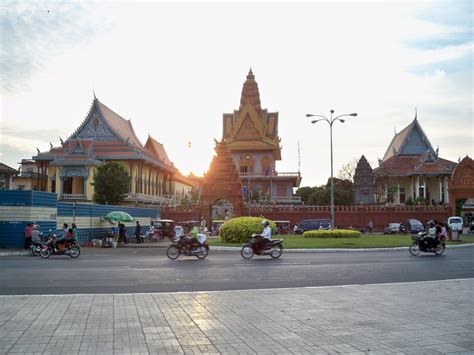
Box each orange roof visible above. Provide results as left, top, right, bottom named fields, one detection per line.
left=144, top=136, right=172, bottom=166
left=374, top=155, right=456, bottom=176
left=96, top=100, right=143, bottom=148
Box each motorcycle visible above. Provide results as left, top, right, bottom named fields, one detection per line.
left=40, top=235, right=81, bottom=258
left=30, top=232, right=50, bottom=256
left=166, top=234, right=209, bottom=259
left=241, top=234, right=283, bottom=259
left=409, top=231, right=445, bottom=256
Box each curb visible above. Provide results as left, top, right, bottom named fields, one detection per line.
left=1, top=243, right=472, bottom=256
left=210, top=243, right=474, bottom=253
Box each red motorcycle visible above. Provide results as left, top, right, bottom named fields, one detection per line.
left=40, top=235, right=81, bottom=258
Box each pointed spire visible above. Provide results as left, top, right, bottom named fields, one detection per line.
left=93, top=89, right=97, bottom=100
left=247, top=68, right=254, bottom=79
left=240, top=68, right=261, bottom=113
left=414, top=107, right=417, bottom=120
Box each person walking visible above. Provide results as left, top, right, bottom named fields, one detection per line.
left=135, top=221, right=142, bottom=244
left=24, top=223, right=33, bottom=250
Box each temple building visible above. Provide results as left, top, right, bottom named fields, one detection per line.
left=31, top=96, right=194, bottom=204
left=218, top=69, right=301, bottom=204
left=373, top=115, right=457, bottom=205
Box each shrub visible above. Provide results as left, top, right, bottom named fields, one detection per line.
left=219, top=216, right=276, bottom=243
left=303, top=229, right=361, bottom=238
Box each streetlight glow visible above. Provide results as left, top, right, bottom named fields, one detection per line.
left=306, top=109, right=357, bottom=229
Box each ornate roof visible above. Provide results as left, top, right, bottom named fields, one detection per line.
left=32, top=96, right=177, bottom=172
left=374, top=155, right=456, bottom=177
left=376, top=113, right=456, bottom=177
left=222, top=69, right=281, bottom=159
left=382, top=115, right=436, bottom=162
left=144, top=136, right=172, bottom=166
left=240, top=69, right=262, bottom=114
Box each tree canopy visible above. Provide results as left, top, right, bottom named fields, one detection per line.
left=92, top=162, right=130, bottom=205
left=296, top=178, right=354, bottom=206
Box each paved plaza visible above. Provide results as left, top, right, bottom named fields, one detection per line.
left=0, top=279, right=473, bottom=354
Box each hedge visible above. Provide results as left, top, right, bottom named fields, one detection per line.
left=219, top=217, right=276, bottom=243
left=303, top=229, right=361, bottom=238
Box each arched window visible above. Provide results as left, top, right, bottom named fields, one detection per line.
left=239, top=155, right=255, bottom=173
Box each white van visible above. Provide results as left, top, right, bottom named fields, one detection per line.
left=448, top=216, right=463, bottom=233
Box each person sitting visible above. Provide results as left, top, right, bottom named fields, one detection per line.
left=427, top=221, right=437, bottom=249
left=258, top=220, right=272, bottom=252
left=54, top=223, right=69, bottom=250
left=67, top=223, right=78, bottom=247
left=182, top=224, right=199, bottom=253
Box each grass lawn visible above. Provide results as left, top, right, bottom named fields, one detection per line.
left=207, top=234, right=474, bottom=249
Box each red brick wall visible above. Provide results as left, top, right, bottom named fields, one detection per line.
left=162, top=205, right=451, bottom=231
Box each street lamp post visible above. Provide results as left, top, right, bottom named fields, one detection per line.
left=306, top=110, right=357, bottom=229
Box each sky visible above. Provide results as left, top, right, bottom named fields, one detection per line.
left=1, top=0, right=473, bottom=187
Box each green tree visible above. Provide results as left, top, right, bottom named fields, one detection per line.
left=92, top=162, right=130, bottom=205
left=295, top=186, right=315, bottom=204
left=309, top=185, right=328, bottom=205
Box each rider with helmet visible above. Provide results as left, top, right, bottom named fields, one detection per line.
left=259, top=220, right=272, bottom=251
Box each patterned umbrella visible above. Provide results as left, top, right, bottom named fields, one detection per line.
left=104, top=211, right=134, bottom=222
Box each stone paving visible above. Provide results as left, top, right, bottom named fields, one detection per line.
left=0, top=279, right=473, bottom=354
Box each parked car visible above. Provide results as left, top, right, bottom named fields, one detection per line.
left=447, top=216, right=463, bottom=234
left=404, top=219, right=424, bottom=234
left=383, top=223, right=407, bottom=234
left=295, top=219, right=331, bottom=234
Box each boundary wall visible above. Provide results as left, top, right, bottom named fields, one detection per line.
left=162, top=204, right=452, bottom=230
left=0, top=191, right=159, bottom=248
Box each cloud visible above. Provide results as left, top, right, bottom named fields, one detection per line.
left=0, top=2, right=106, bottom=93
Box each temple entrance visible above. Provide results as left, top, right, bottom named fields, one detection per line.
left=211, top=199, right=234, bottom=221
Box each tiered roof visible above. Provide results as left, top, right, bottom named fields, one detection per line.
left=222, top=69, right=281, bottom=159
left=33, top=96, right=177, bottom=172
left=375, top=115, right=456, bottom=177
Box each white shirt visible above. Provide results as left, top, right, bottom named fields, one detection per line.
left=261, top=226, right=272, bottom=240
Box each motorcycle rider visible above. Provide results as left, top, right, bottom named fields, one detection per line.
left=54, top=223, right=69, bottom=250
left=427, top=221, right=437, bottom=249
left=258, top=220, right=272, bottom=252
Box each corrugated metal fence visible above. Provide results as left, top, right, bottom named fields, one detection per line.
left=0, top=191, right=160, bottom=248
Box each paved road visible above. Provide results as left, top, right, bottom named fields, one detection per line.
left=0, top=248, right=473, bottom=295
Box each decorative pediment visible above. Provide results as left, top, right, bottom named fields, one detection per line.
left=231, top=104, right=264, bottom=139
left=74, top=105, right=118, bottom=141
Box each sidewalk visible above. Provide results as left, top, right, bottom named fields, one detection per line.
left=0, top=279, right=472, bottom=354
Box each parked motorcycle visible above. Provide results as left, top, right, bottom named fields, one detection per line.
left=241, top=234, right=283, bottom=259
left=40, top=235, right=81, bottom=258
left=409, top=231, right=445, bottom=256
left=166, top=234, right=209, bottom=259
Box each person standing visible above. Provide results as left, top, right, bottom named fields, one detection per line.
left=135, top=221, right=142, bottom=244
left=24, top=223, right=33, bottom=250
left=119, top=223, right=127, bottom=244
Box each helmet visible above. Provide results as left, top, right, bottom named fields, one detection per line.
left=261, top=220, right=269, bottom=227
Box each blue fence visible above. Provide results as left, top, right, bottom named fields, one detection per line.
left=0, top=191, right=160, bottom=248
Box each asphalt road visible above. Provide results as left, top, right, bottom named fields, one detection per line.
left=0, top=247, right=473, bottom=295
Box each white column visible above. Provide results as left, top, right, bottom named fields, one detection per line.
left=423, top=177, right=426, bottom=199
left=439, top=177, right=443, bottom=203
